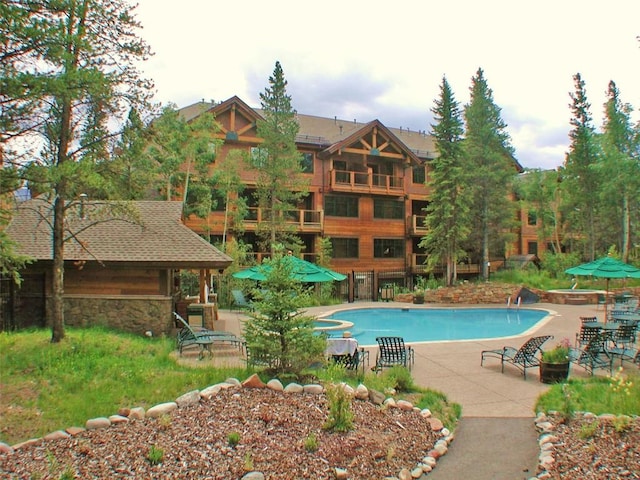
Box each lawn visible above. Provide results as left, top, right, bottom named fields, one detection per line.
left=0, top=327, right=461, bottom=445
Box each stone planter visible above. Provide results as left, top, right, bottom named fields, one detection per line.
left=539, top=361, right=570, bottom=384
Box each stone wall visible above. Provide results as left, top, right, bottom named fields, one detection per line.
left=63, top=296, right=174, bottom=337
left=396, top=284, right=640, bottom=305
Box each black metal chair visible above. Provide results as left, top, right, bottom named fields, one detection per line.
left=607, top=323, right=638, bottom=367
left=569, top=332, right=613, bottom=376
left=575, top=324, right=602, bottom=348
left=480, top=335, right=552, bottom=380
left=374, top=336, right=414, bottom=372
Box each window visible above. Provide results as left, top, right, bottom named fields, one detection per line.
left=527, top=210, right=537, bottom=226
left=374, top=198, right=404, bottom=219
left=374, top=239, right=404, bottom=258
left=412, top=165, right=425, bottom=184
left=331, top=238, right=359, bottom=258
left=528, top=241, right=538, bottom=255
left=325, top=195, right=359, bottom=217
left=250, top=147, right=268, bottom=167
left=301, top=152, right=314, bottom=173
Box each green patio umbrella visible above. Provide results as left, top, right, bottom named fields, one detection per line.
left=565, top=256, right=640, bottom=322
left=232, top=256, right=347, bottom=283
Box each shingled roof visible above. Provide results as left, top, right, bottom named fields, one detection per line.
left=6, top=199, right=232, bottom=269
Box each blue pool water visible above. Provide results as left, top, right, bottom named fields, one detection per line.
left=318, top=307, right=550, bottom=346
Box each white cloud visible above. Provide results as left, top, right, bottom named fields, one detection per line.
left=134, top=0, right=640, bottom=169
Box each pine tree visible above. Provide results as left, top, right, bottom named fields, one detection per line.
left=463, top=68, right=517, bottom=280
left=255, top=61, right=309, bottom=255
left=599, top=80, right=640, bottom=261
left=3, top=0, right=153, bottom=342
left=420, top=76, right=470, bottom=286
left=563, top=73, right=601, bottom=260
left=242, top=246, right=325, bottom=375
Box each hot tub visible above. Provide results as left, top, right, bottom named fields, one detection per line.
left=546, top=289, right=604, bottom=305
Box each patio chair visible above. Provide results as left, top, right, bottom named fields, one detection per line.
left=575, top=324, right=602, bottom=348
left=231, top=289, right=254, bottom=312
left=480, top=335, right=552, bottom=380
left=596, top=293, right=607, bottom=311
left=569, top=332, right=613, bottom=376
left=607, top=323, right=638, bottom=367
left=579, top=316, right=597, bottom=325
left=173, top=312, right=244, bottom=359
left=373, top=336, right=414, bottom=372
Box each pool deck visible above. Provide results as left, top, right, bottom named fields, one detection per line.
left=214, top=300, right=634, bottom=417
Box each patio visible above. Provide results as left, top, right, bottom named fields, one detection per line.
left=194, top=300, right=637, bottom=417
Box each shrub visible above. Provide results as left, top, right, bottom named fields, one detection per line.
left=304, top=432, right=318, bottom=452
left=227, top=431, right=241, bottom=447
left=147, top=445, right=164, bottom=465
left=323, top=383, right=354, bottom=432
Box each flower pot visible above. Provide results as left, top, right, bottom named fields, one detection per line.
left=539, top=361, right=570, bottom=384
left=413, top=296, right=424, bottom=305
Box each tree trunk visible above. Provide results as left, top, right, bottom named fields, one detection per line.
left=51, top=196, right=66, bottom=343
left=482, top=203, right=489, bottom=281
left=621, top=194, right=630, bottom=262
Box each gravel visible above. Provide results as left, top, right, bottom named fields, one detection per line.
left=0, top=387, right=441, bottom=479
left=542, top=413, right=640, bottom=479
left=2, top=388, right=638, bottom=479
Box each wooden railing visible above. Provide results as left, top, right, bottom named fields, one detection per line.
left=408, top=215, right=428, bottom=235
left=329, top=169, right=403, bottom=194
left=244, top=207, right=323, bottom=232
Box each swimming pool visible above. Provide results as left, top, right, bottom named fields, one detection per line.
left=317, top=307, right=551, bottom=346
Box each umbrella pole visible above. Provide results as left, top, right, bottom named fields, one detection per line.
left=604, top=278, right=609, bottom=324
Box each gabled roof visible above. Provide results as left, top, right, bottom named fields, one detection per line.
left=6, top=199, right=233, bottom=269
left=179, top=98, right=437, bottom=160
left=318, top=119, right=422, bottom=164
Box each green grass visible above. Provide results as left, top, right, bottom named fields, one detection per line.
left=535, top=368, right=640, bottom=417
left=0, top=327, right=248, bottom=445
left=1, top=328, right=462, bottom=445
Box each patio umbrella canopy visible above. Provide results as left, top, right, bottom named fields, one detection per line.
left=232, top=256, right=347, bottom=283
left=565, top=256, right=640, bottom=322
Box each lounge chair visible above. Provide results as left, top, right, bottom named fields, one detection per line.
left=231, top=289, right=253, bottom=312
left=480, top=335, right=552, bottom=379
left=569, top=332, right=613, bottom=375
left=373, top=336, right=414, bottom=372
left=173, top=312, right=244, bottom=359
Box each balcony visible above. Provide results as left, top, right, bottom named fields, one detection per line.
left=408, top=215, right=428, bottom=236
left=329, top=169, right=404, bottom=195
left=245, top=207, right=324, bottom=233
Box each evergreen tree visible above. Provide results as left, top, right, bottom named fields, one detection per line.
left=598, top=80, right=640, bottom=262
left=463, top=68, right=517, bottom=280
left=420, top=76, right=470, bottom=286
left=255, top=61, right=309, bottom=255
left=3, top=0, right=153, bottom=342
left=99, top=108, right=155, bottom=200
left=242, top=246, right=325, bottom=376
left=563, top=73, right=601, bottom=260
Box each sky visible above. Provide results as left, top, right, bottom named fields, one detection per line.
left=133, top=0, right=640, bottom=171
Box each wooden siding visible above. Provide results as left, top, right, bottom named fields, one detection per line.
left=63, top=266, right=166, bottom=296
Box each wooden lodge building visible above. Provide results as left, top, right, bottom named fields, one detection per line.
left=2, top=199, right=232, bottom=334
left=179, top=96, right=540, bottom=298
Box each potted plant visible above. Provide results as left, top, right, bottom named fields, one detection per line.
left=539, top=338, right=571, bottom=384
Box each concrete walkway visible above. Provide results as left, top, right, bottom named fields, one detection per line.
left=212, top=301, right=628, bottom=479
